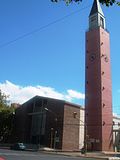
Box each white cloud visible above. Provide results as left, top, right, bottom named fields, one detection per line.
left=0, top=80, right=85, bottom=104
left=67, top=89, right=85, bottom=99
left=113, top=112, right=120, bottom=118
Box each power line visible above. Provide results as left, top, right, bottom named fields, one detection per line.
left=0, top=5, right=91, bottom=49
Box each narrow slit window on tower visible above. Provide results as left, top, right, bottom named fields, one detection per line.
left=101, top=54, right=104, bottom=57
left=102, top=86, right=105, bottom=91
left=102, top=71, right=104, bottom=75
left=100, top=17, right=104, bottom=29
left=103, top=121, right=105, bottom=126
left=103, top=103, right=105, bottom=107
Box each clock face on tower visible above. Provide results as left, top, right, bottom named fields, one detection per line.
left=89, top=53, right=96, bottom=62
left=104, top=55, right=109, bottom=62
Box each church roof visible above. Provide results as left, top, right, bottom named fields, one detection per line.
left=89, top=0, right=104, bottom=17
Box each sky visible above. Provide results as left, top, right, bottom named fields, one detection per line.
left=0, top=0, right=120, bottom=115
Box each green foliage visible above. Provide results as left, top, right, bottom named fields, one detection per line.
left=0, top=90, right=9, bottom=108
left=51, top=0, right=120, bottom=6
left=0, top=90, right=15, bottom=143
left=99, top=0, right=120, bottom=6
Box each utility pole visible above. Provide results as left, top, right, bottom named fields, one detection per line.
left=53, top=130, right=57, bottom=149
left=73, top=112, right=87, bottom=154
left=50, top=128, right=54, bottom=148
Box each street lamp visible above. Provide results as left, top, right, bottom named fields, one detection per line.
left=50, top=128, right=54, bottom=148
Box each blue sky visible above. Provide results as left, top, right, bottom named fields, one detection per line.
left=0, top=0, right=120, bottom=115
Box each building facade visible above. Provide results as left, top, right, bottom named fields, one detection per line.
left=85, top=0, right=113, bottom=151
left=14, top=95, right=120, bottom=151
left=15, top=96, right=84, bottom=151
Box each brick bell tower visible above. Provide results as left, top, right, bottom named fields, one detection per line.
left=85, top=0, right=113, bottom=151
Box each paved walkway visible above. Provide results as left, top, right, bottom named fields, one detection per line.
left=41, top=149, right=120, bottom=160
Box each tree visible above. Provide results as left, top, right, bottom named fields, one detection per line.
left=0, top=90, right=15, bottom=143
left=51, top=0, right=120, bottom=6
left=0, top=90, right=9, bottom=108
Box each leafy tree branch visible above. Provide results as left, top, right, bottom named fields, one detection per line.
left=51, top=0, right=120, bottom=6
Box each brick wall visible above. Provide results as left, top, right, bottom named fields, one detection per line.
left=62, top=103, right=80, bottom=151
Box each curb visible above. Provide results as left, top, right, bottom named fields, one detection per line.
left=40, top=151, right=109, bottom=160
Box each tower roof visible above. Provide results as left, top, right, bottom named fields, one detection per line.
left=89, top=0, right=104, bottom=17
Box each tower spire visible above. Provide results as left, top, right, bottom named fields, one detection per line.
left=89, top=0, right=104, bottom=17
left=89, top=0, right=106, bottom=30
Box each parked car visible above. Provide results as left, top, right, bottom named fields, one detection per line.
left=10, top=143, right=26, bottom=150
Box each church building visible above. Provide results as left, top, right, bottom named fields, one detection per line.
left=13, top=0, right=115, bottom=152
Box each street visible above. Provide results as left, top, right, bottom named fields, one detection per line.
left=0, top=149, right=102, bottom=160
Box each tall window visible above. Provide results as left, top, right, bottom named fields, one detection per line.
left=100, top=17, right=104, bottom=29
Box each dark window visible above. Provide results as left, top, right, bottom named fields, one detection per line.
left=101, top=54, right=104, bottom=57
left=102, top=71, right=104, bottom=75
left=100, top=17, right=104, bottom=28
left=102, top=86, right=105, bottom=91
left=103, top=121, right=105, bottom=126
left=103, top=103, right=105, bottom=107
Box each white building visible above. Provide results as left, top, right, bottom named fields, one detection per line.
left=113, top=116, right=120, bottom=151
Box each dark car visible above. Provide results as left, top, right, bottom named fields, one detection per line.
left=10, top=143, right=26, bottom=150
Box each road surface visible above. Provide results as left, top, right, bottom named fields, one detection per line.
left=0, top=149, right=105, bottom=160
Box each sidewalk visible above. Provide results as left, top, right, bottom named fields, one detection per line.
left=43, top=151, right=108, bottom=159
left=40, top=148, right=120, bottom=160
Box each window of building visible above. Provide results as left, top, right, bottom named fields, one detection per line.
left=102, top=71, right=104, bottom=75
left=100, top=17, right=104, bottom=28
left=102, top=86, right=105, bottom=91
left=103, top=121, right=105, bottom=126
left=103, top=103, right=105, bottom=107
